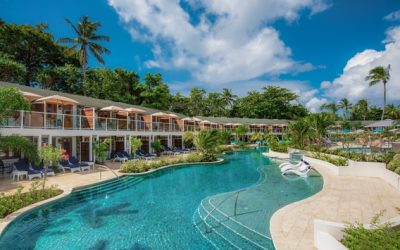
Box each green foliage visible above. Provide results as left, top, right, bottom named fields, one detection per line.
left=183, top=131, right=194, bottom=148
left=366, top=65, right=391, bottom=120
left=129, top=137, right=142, bottom=156
left=120, top=153, right=209, bottom=173
left=0, top=19, right=77, bottom=84
left=0, top=53, right=25, bottom=82
left=250, top=132, right=263, bottom=143
left=0, top=87, right=31, bottom=123
left=194, top=130, right=221, bottom=161
left=311, top=152, right=348, bottom=166
left=140, top=73, right=171, bottom=110
left=235, top=124, right=248, bottom=143
left=306, top=113, right=334, bottom=146
left=218, top=130, right=233, bottom=145
left=150, top=139, right=164, bottom=157
left=0, top=135, right=38, bottom=163
left=387, top=154, right=400, bottom=174
left=342, top=210, right=400, bottom=250
left=288, top=118, right=310, bottom=149
left=36, top=64, right=82, bottom=92
left=0, top=181, right=62, bottom=218
left=92, top=138, right=111, bottom=163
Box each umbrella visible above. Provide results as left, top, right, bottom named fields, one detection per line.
left=35, top=95, right=79, bottom=105
left=124, top=107, right=146, bottom=113
left=182, top=117, right=193, bottom=121
left=169, top=113, right=179, bottom=118
left=200, top=120, right=211, bottom=124
left=20, top=91, right=43, bottom=101
left=100, top=105, right=125, bottom=112
left=192, top=117, right=202, bottom=122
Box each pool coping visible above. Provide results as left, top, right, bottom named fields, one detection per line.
left=0, top=158, right=225, bottom=236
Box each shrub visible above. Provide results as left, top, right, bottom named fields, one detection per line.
left=387, top=154, right=400, bottom=174
left=0, top=181, right=62, bottom=218
left=342, top=211, right=400, bottom=250
left=269, top=141, right=289, bottom=153
left=312, top=152, right=348, bottom=166
left=120, top=153, right=214, bottom=173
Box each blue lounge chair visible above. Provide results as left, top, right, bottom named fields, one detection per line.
left=58, top=160, right=81, bottom=173
left=121, top=151, right=138, bottom=161
left=69, top=156, right=91, bottom=171
left=175, top=147, right=189, bottom=154
left=14, top=161, right=42, bottom=180
left=163, top=146, right=175, bottom=155
left=31, top=161, right=55, bottom=176
left=136, top=150, right=156, bottom=160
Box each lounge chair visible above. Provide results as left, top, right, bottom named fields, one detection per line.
left=136, top=150, right=156, bottom=160
left=31, top=161, right=55, bottom=177
left=282, top=162, right=311, bottom=177
left=162, top=146, right=175, bottom=155
left=121, top=151, right=138, bottom=161
left=14, top=161, right=42, bottom=180
left=113, top=152, right=129, bottom=162
left=69, top=156, right=92, bottom=171
left=278, top=161, right=303, bottom=169
left=175, top=147, right=189, bottom=154
left=280, top=160, right=310, bottom=173
left=58, top=160, right=81, bottom=173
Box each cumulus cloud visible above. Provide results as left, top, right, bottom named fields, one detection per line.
left=322, top=26, right=400, bottom=105
left=108, top=0, right=330, bottom=84
left=384, top=10, right=400, bottom=21
left=320, top=81, right=331, bottom=89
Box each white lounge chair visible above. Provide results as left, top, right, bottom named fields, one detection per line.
left=278, top=161, right=303, bottom=169
left=282, top=162, right=311, bottom=177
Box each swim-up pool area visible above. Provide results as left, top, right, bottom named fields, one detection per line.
left=0, top=149, right=323, bottom=249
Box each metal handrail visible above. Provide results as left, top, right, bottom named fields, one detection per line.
left=98, top=164, right=119, bottom=180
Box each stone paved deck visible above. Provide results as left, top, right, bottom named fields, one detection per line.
left=269, top=153, right=400, bottom=250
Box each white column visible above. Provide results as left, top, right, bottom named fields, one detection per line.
left=92, top=107, right=96, bottom=130
left=89, top=135, right=93, bottom=162
left=149, top=135, right=153, bottom=153
left=72, top=137, right=77, bottom=157
left=123, top=135, right=127, bottom=153
left=38, top=135, right=42, bottom=149
left=135, top=113, right=138, bottom=131
left=182, top=136, right=185, bottom=149
left=168, top=135, right=172, bottom=148
left=48, top=135, right=53, bottom=145
left=43, top=102, right=47, bottom=128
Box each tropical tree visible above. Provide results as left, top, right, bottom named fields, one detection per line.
left=385, top=104, right=400, bottom=120
left=0, top=87, right=31, bottom=123
left=321, top=102, right=338, bottom=119
left=288, top=118, right=310, bottom=149
left=338, top=98, right=352, bottom=119
left=217, top=130, right=232, bottom=145
left=353, top=99, right=369, bottom=121
left=183, top=131, right=194, bottom=148
left=221, top=88, right=237, bottom=116
left=250, top=132, right=263, bottom=143
left=0, top=53, right=25, bottom=83
left=306, top=112, right=334, bottom=147
left=150, top=139, right=164, bottom=157
left=92, top=138, right=111, bottom=163
left=235, top=124, right=248, bottom=143
left=129, top=137, right=142, bottom=157
left=60, top=16, right=110, bottom=92
left=38, top=145, right=64, bottom=189
left=365, top=65, right=391, bottom=120
left=194, top=130, right=221, bottom=161
left=0, top=135, right=38, bottom=163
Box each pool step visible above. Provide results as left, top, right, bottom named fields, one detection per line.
left=71, top=177, right=144, bottom=200
left=196, top=198, right=274, bottom=250
left=193, top=207, right=238, bottom=250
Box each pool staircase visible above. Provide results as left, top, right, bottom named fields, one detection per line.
left=193, top=196, right=274, bottom=250
left=70, top=176, right=144, bottom=201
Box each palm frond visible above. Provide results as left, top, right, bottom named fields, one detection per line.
left=64, top=18, right=80, bottom=35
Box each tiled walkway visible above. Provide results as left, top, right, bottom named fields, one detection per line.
left=268, top=153, right=400, bottom=250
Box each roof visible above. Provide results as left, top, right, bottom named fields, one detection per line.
left=365, top=119, right=394, bottom=128
left=0, top=81, right=288, bottom=125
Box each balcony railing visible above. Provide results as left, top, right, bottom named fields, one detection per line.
left=0, top=110, right=287, bottom=134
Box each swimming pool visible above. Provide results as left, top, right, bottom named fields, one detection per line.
left=0, top=149, right=323, bottom=249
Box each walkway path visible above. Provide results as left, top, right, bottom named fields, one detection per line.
left=267, top=152, right=400, bottom=250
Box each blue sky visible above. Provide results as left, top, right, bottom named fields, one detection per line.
left=1, top=0, right=400, bottom=111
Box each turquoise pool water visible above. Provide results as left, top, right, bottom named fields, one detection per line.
left=0, top=150, right=323, bottom=249
left=342, top=147, right=371, bottom=154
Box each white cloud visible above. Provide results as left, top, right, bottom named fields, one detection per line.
left=305, top=97, right=328, bottom=113
left=322, top=26, right=400, bottom=105
left=108, top=0, right=330, bottom=85
left=320, top=81, right=331, bottom=89
left=384, top=10, right=400, bottom=21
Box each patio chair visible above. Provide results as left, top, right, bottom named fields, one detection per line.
left=162, top=146, right=175, bottom=155
left=58, top=160, right=81, bottom=173
left=113, top=152, right=129, bottom=162
left=14, top=161, right=42, bottom=180
left=69, top=156, right=92, bottom=171
left=121, top=151, right=138, bottom=161
left=31, top=160, right=55, bottom=177
left=136, top=150, right=156, bottom=160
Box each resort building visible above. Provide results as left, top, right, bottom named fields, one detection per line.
left=0, top=81, right=289, bottom=161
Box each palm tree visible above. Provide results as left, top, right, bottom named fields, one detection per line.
left=288, top=118, right=310, bottom=149
left=365, top=65, right=391, bottom=120
left=321, top=102, right=338, bottom=118
left=221, top=88, right=237, bottom=116
left=385, top=104, right=400, bottom=120
left=356, top=99, right=369, bottom=120
left=306, top=113, right=334, bottom=147
left=194, top=130, right=221, bottom=161
left=60, top=16, right=111, bottom=93
left=338, top=98, right=352, bottom=119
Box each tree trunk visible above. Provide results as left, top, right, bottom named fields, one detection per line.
left=381, top=82, right=386, bottom=120
left=82, top=64, right=87, bottom=96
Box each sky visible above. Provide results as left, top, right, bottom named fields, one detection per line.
left=1, top=0, right=400, bottom=112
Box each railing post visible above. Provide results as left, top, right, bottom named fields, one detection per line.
left=106, top=118, right=108, bottom=131
left=79, top=115, right=82, bottom=130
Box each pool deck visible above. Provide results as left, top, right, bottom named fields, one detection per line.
left=267, top=151, right=400, bottom=250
